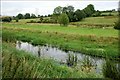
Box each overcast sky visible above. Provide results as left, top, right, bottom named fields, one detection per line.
left=1, top=0, right=119, bottom=16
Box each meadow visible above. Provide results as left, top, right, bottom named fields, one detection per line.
left=2, top=16, right=119, bottom=78
left=2, top=16, right=119, bottom=60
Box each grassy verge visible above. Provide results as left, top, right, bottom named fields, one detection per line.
left=2, top=42, right=102, bottom=78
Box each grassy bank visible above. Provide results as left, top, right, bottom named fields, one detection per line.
left=2, top=42, right=102, bottom=78
left=2, top=23, right=119, bottom=60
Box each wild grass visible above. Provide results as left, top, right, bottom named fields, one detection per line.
left=2, top=24, right=119, bottom=60
left=2, top=42, right=102, bottom=78
left=102, top=59, right=120, bottom=80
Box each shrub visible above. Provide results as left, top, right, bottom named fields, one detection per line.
left=15, top=18, right=19, bottom=22
left=114, top=19, right=120, bottom=30
left=1, top=16, right=12, bottom=22
left=58, top=13, right=69, bottom=26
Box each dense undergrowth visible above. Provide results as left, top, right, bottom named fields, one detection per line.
left=2, top=42, right=102, bottom=78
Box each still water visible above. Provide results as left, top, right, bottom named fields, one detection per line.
left=16, top=41, right=107, bottom=74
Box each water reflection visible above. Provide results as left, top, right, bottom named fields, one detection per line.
left=16, top=41, right=105, bottom=74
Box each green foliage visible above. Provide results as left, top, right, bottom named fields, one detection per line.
left=24, top=13, right=30, bottom=19
left=92, top=10, right=101, bottom=17
left=1, top=16, right=12, bottom=22
left=74, top=9, right=85, bottom=21
left=15, top=18, right=19, bottom=22
left=103, top=59, right=120, bottom=80
left=58, top=13, right=69, bottom=26
left=114, top=17, right=120, bottom=30
left=16, top=13, right=24, bottom=19
left=53, top=6, right=63, bottom=15
left=31, top=14, right=36, bottom=18
left=83, top=4, right=95, bottom=17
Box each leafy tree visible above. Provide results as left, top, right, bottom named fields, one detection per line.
left=58, top=13, right=69, bottom=26
left=87, top=4, right=95, bottom=14
left=64, top=5, right=75, bottom=22
left=74, top=9, right=85, bottom=21
left=16, top=13, right=24, bottom=19
left=68, top=12, right=74, bottom=22
left=38, top=15, right=40, bottom=18
left=24, top=13, right=30, bottom=19
left=31, top=14, right=36, bottom=18
left=83, top=4, right=95, bottom=17
left=67, top=5, right=74, bottom=12
left=53, top=6, right=63, bottom=15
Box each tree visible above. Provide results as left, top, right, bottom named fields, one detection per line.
left=83, top=4, right=95, bottom=17
left=87, top=4, right=95, bottom=14
left=31, top=14, right=36, bottom=18
left=64, top=5, right=75, bottom=22
left=58, top=13, right=69, bottom=26
left=24, top=13, right=30, bottom=19
left=38, top=15, right=40, bottom=18
left=67, top=5, right=74, bottom=12
left=74, top=9, right=85, bottom=21
left=16, top=13, right=24, bottom=19
left=53, top=6, right=63, bottom=15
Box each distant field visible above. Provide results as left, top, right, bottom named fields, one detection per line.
left=71, top=16, right=118, bottom=25
left=13, top=16, right=118, bottom=24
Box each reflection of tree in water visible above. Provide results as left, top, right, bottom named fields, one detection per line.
left=18, top=41, right=21, bottom=48
left=66, top=53, right=77, bottom=67
left=38, top=46, right=41, bottom=57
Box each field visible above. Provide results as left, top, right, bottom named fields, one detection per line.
left=2, top=16, right=119, bottom=59
left=2, top=16, right=119, bottom=78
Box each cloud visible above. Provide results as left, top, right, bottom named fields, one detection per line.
left=1, top=0, right=119, bottom=16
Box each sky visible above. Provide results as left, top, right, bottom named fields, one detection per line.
left=1, top=0, right=119, bottom=16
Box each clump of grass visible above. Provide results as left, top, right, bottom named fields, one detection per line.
left=102, top=59, right=120, bottom=80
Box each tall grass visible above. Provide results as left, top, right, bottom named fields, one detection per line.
left=2, top=26, right=119, bottom=60
left=102, top=59, right=120, bottom=80
left=2, top=42, right=102, bottom=78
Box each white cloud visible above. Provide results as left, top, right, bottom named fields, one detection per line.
left=1, top=0, right=119, bottom=16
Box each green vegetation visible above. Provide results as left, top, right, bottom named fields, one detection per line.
left=2, top=42, right=102, bottom=78
left=70, top=16, right=118, bottom=26
left=1, top=16, right=12, bottom=22
left=58, top=13, right=69, bottom=26
left=2, top=22, right=119, bottom=60
left=102, top=59, right=120, bottom=80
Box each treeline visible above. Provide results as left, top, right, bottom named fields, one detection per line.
left=53, top=4, right=95, bottom=22
left=1, top=4, right=118, bottom=23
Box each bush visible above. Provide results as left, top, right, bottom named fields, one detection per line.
left=58, top=13, right=69, bottom=26
left=1, top=16, right=12, bottom=22
left=15, top=18, right=19, bottom=22
left=114, top=19, right=120, bottom=30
